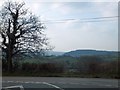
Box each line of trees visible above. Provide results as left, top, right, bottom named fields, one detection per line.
left=2, top=61, right=65, bottom=74
left=2, top=55, right=119, bottom=78
left=76, top=56, right=119, bottom=77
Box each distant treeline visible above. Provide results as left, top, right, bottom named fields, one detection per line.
left=2, top=55, right=120, bottom=78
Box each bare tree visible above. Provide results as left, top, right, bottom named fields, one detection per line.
left=0, top=1, right=50, bottom=72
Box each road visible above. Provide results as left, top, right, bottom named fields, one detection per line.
left=2, top=77, right=119, bottom=90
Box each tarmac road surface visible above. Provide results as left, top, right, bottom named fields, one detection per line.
left=2, top=77, right=119, bottom=90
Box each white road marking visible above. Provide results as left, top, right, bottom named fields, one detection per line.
left=35, top=82, right=43, bottom=84
left=16, top=81, right=24, bottom=83
left=81, top=83, right=89, bottom=85
left=104, top=85, right=112, bottom=87
left=3, top=80, right=117, bottom=88
left=43, top=82, right=64, bottom=90
left=3, top=85, right=24, bottom=90
left=7, top=81, right=14, bottom=83
left=3, top=81, right=64, bottom=90
left=24, top=81, right=31, bottom=84
left=96, top=84, right=113, bottom=87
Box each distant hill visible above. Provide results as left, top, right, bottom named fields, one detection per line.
left=45, top=51, right=65, bottom=56
left=63, top=49, right=118, bottom=57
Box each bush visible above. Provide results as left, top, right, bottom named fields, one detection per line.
left=21, top=62, right=64, bottom=73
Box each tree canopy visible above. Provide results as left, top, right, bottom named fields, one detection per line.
left=0, top=1, right=50, bottom=72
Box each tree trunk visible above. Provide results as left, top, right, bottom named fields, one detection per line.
left=7, top=45, right=13, bottom=72
left=7, top=55, right=12, bottom=72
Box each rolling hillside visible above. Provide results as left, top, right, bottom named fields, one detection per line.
left=63, top=49, right=118, bottom=57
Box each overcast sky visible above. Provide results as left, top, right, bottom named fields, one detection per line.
left=0, top=0, right=118, bottom=52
